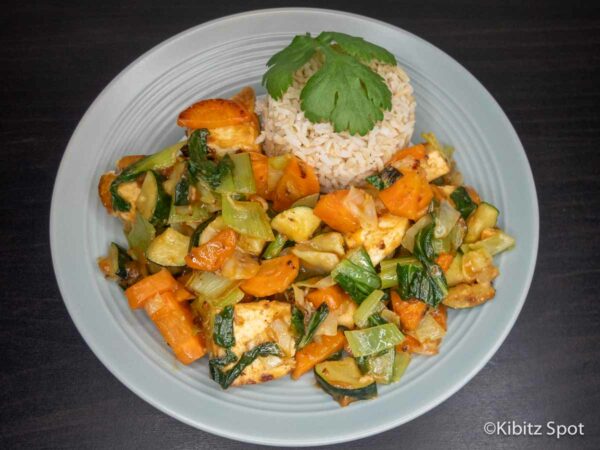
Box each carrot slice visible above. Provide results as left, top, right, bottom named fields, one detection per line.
left=144, top=291, right=206, bottom=364
left=313, top=190, right=360, bottom=234
left=292, top=331, right=346, bottom=379
left=177, top=98, right=252, bottom=129
left=248, top=152, right=269, bottom=198
left=389, top=144, right=426, bottom=164
left=272, top=157, right=320, bottom=211
left=125, top=269, right=177, bottom=309
left=379, top=171, right=433, bottom=220
left=391, top=291, right=427, bottom=332
left=435, top=253, right=454, bottom=272
left=306, top=285, right=351, bottom=311
left=116, top=155, right=145, bottom=171
left=173, top=282, right=194, bottom=302
left=185, top=229, right=237, bottom=271
left=240, top=254, right=300, bottom=296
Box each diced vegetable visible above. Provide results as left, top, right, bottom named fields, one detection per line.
left=390, top=291, right=427, bottom=332
left=222, top=194, right=275, bottom=241
left=168, top=203, right=210, bottom=225
left=210, top=342, right=281, bottom=389
left=378, top=171, right=433, bottom=221
left=460, top=231, right=515, bottom=255
left=135, top=171, right=171, bottom=227
left=262, top=233, right=288, bottom=259
left=444, top=252, right=467, bottom=287
left=313, top=190, right=360, bottom=234
left=389, top=143, right=427, bottom=165
left=125, top=269, right=177, bottom=309
left=364, top=348, right=395, bottom=384
left=306, top=285, right=351, bottom=310
left=271, top=206, right=321, bottom=242
left=215, top=152, right=256, bottom=194
left=173, top=175, right=190, bottom=206
left=221, top=250, right=260, bottom=280
left=292, top=245, right=340, bottom=273
left=344, top=323, right=404, bottom=357
left=390, top=351, right=411, bottom=383
left=366, top=166, right=402, bottom=190
left=465, top=202, right=499, bottom=243
left=108, top=242, right=131, bottom=279
left=435, top=252, right=454, bottom=272
left=379, top=256, right=419, bottom=289
left=266, top=155, right=291, bottom=196
left=272, top=157, right=320, bottom=211
left=401, top=214, right=433, bottom=253
left=127, top=214, right=156, bottom=251
left=443, top=282, right=495, bottom=309
left=353, top=289, right=385, bottom=328
left=413, top=313, right=446, bottom=343
left=144, top=291, right=206, bottom=364
left=186, top=129, right=234, bottom=190
left=146, top=228, right=190, bottom=267
left=248, top=152, right=269, bottom=197
left=297, top=304, right=329, bottom=348
left=367, top=313, right=388, bottom=327
left=186, top=271, right=239, bottom=303
left=185, top=228, right=237, bottom=271
left=188, top=215, right=215, bottom=250
left=213, top=305, right=235, bottom=348
left=307, top=232, right=345, bottom=256
left=450, top=186, right=477, bottom=219
left=314, top=358, right=377, bottom=406
left=110, top=141, right=185, bottom=212
left=292, top=330, right=345, bottom=379
left=173, top=282, right=194, bottom=302
left=240, top=254, right=300, bottom=296
left=177, top=98, right=252, bottom=129
left=434, top=200, right=461, bottom=238
left=237, top=234, right=266, bottom=257
left=332, top=247, right=381, bottom=303
left=342, top=187, right=378, bottom=230
left=291, top=305, right=305, bottom=340
left=291, top=193, right=320, bottom=208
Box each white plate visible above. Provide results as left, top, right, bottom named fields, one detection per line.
left=50, top=8, right=539, bottom=446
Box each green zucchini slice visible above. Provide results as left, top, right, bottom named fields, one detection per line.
left=464, top=202, right=499, bottom=243
left=314, top=358, right=377, bottom=406
left=146, top=227, right=190, bottom=267
left=108, top=242, right=131, bottom=279
left=136, top=171, right=171, bottom=228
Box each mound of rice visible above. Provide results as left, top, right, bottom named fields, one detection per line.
left=257, top=58, right=416, bottom=192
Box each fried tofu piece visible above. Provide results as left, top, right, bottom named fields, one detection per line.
left=217, top=300, right=296, bottom=386
left=422, top=149, right=450, bottom=181
left=345, top=213, right=409, bottom=266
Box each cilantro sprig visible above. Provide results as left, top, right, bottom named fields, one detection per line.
left=262, top=32, right=397, bottom=136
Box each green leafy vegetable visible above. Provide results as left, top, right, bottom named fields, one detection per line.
left=222, top=194, right=275, bottom=241
left=215, top=152, right=256, bottom=194
left=367, top=313, right=388, bottom=327
left=174, top=175, right=190, bottom=206
left=110, top=141, right=184, bottom=212
left=213, top=305, right=235, bottom=348
left=450, top=186, right=477, bottom=219
left=188, top=214, right=215, bottom=250
left=353, top=289, right=385, bottom=328
left=344, top=323, right=404, bottom=357
left=366, top=166, right=402, bottom=190
left=262, top=32, right=397, bottom=135
left=187, top=129, right=233, bottom=190
left=291, top=305, right=305, bottom=341
left=332, top=247, right=381, bottom=303
left=390, top=351, right=411, bottom=383
left=209, top=342, right=281, bottom=389
left=126, top=213, right=155, bottom=251
left=209, top=349, right=237, bottom=367
left=297, top=304, right=329, bottom=349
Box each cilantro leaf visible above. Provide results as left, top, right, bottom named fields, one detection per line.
left=300, top=47, right=392, bottom=135
left=262, top=34, right=317, bottom=100
left=317, top=31, right=396, bottom=65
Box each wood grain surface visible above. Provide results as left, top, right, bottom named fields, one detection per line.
left=1, top=1, right=599, bottom=448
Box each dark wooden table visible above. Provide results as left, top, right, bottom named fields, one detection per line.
left=2, top=1, right=599, bottom=448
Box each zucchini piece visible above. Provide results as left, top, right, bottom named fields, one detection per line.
left=444, top=252, right=466, bottom=287
left=460, top=231, right=515, bottom=256
left=136, top=171, right=171, bottom=227
left=433, top=200, right=460, bottom=239
left=390, top=351, right=411, bottom=383
left=271, top=206, right=321, bottom=242
left=108, top=242, right=131, bottom=279
left=314, top=358, right=377, bottom=406
left=345, top=324, right=404, bottom=357
left=365, top=348, right=395, bottom=384
left=168, top=203, right=209, bottom=225
left=146, top=227, right=190, bottom=267
left=465, top=202, right=499, bottom=243
left=307, top=232, right=345, bottom=256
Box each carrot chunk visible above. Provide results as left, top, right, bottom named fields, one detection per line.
left=125, top=269, right=177, bottom=309
left=292, top=331, right=346, bottom=379
left=378, top=171, right=433, bottom=220
left=306, top=285, right=351, bottom=311
left=272, top=157, right=320, bottom=211
left=185, top=229, right=237, bottom=271
left=391, top=291, right=427, bottom=332
left=240, top=254, right=299, bottom=296
left=313, top=190, right=360, bottom=234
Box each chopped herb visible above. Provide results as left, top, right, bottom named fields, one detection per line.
left=263, top=32, right=396, bottom=135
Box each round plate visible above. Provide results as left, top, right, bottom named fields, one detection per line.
left=50, top=8, right=538, bottom=446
